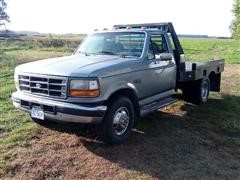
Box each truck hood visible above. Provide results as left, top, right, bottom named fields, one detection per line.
left=15, top=54, right=136, bottom=77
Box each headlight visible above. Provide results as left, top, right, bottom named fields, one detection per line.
left=14, top=72, right=19, bottom=91
left=69, top=79, right=100, bottom=97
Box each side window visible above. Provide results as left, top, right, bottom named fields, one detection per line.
left=148, top=34, right=169, bottom=60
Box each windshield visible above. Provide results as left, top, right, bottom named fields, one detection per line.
left=75, top=32, right=146, bottom=57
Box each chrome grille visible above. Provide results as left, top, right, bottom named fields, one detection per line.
left=18, top=74, right=67, bottom=98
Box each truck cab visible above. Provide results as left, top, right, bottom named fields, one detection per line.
left=12, top=23, right=224, bottom=144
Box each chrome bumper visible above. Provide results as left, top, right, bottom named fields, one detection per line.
left=11, top=91, right=107, bottom=124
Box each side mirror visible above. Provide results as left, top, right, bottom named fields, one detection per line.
left=159, top=53, right=173, bottom=61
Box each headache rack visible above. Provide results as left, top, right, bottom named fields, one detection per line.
left=113, top=22, right=186, bottom=73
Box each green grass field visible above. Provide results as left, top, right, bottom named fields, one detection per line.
left=0, top=35, right=240, bottom=179
left=182, top=38, right=240, bottom=64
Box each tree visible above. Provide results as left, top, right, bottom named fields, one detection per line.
left=231, top=0, right=240, bottom=39
left=0, top=0, right=9, bottom=30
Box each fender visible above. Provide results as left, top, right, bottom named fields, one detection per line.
left=101, top=80, right=139, bottom=101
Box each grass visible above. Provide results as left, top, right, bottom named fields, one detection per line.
left=181, top=38, right=240, bottom=64
left=0, top=35, right=240, bottom=179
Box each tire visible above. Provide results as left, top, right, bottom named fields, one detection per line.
left=98, top=96, right=135, bottom=144
left=182, top=78, right=210, bottom=104
left=196, top=78, right=210, bottom=104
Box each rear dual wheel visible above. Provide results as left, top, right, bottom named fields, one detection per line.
left=182, top=78, right=210, bottom=104
left=200, top=78, right=210, bottom=103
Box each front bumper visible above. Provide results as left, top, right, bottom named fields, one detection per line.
left=11, top=91, right=107, bottom=124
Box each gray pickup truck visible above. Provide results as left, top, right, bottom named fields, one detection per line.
left=12, top=23, right=224, bottom=144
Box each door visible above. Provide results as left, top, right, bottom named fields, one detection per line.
left=146, top=33, right=177, bottom=95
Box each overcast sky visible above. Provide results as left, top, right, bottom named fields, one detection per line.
left=6, top=0, right=233, bottom=36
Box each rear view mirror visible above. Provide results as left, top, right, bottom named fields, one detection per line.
left=159, top=53, right=173, bottom=61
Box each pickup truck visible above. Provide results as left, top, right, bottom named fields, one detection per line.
left=12, top=23, right=224, bottom=144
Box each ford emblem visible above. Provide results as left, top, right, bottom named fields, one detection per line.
left=36, top=83, right=41, bottom=88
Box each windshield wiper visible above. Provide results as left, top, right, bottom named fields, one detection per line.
left=97, top=51, right=118, bottom=55
left=94, top=51, right=136, bottom=58
left=96, top=51, right=128, bottom=58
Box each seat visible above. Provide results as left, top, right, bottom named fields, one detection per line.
left=112, top=42, right=124, bottom=53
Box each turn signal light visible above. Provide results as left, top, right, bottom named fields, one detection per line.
left=69, top=89, right=100, bottom=97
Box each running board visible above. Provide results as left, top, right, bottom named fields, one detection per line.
left=140, top=97, right=177, bottom=116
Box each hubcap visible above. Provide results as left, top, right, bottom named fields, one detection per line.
left=112, top=107, right=130, bottom=136
left=201, top=81, right=209, bottom=100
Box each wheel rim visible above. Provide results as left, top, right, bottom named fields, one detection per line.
left=201, top=81, right=209, bottom=100
left=112, top=107, right=130, bottom=136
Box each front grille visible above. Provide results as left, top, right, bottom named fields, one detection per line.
left=19, top=74, right=67, bottom=98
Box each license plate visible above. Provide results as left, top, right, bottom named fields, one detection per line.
left=31, top=106, right=44, bottom=120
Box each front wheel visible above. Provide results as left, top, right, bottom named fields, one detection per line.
left=98, top=96, right=135, bottom=144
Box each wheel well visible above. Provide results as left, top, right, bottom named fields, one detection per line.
left=106, top=89, right=140, bottom=117
left=208, top=71, right=221, bottom=91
